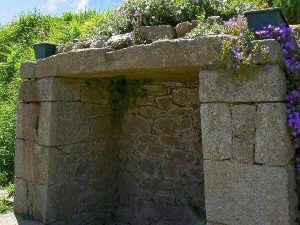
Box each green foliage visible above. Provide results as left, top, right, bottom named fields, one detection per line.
left=0, top=10, right=113, bottom=187
left=187, top=19, right=225, bottom=38
left=274, top=0, right=300, bottom=24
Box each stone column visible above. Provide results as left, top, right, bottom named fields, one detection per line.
left=199, top=65, right=297, bottom=225
left=14, top=73, right=117, bottom=224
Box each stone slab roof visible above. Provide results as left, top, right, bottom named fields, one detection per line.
left=21, top=36, right=282, bottom=81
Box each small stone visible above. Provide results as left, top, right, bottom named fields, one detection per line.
left=122, top=115, right=151, bottom=135
left=172, top=88, right=199, bottom=106
left=175, top=21, right=197, bottom=38
left=90, top=37, right=108, bottom=48
left=137, top=25, right=176, bottom=42
left=107, top=33, right=133, bottom=50
left=154, top=118, right=176, bottom=136
left=206, top=16, right=223, bottom=25
left=156, top=96, right=174, bottom=109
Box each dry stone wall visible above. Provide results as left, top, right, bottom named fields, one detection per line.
left=15, top=36, right=297, bottom=225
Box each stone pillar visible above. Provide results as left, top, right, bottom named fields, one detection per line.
left=199, top=65, right=297, bottom=225
left=14, top=77, right=117, bottom=225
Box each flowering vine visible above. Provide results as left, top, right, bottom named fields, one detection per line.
left=256, top=24, right=300, bottom=172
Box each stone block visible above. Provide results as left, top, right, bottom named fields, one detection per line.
left=199, top=65, right=286, bottom=103
left=14, top=178, right=48, bottom=223
left=232, top=138, right=254, bottom=164
left=20, top=61, right=36, bottom=79
left=19, top=77, right=81, bottom=102
left=138, top=25, right=176, bottom=42
left=200, top=104, right=232, bottom=160
left=15, top=140, right=48, bottom=184
left=38, top=102, right=111, bottom=146
left=255, top=103, right=294, bottom=166
left=172, top=88, right=199, bottom=106
left=80, top=79, right=110, bottom=104
left=16, top=103, right=40, bottom=142
left=231, top=104, right=256, bottom=139
left=204, top=160, right=296, bottom=225
left=175, top=22, right=197, bottom=38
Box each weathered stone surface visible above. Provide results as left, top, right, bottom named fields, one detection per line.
left=172, top=88, right=199, bottom=105
left=138, top=25, right=176, bottom=42
left=0, top=213, right=43, bottom=225
left=231, top=104, right=256, bottom=139
left=175, top=22, right=197, bottom=38
left=232, top=138, right=254, bottom=164
left=56, top=42, right=90, bottom=54
left=90, top=37, right=109, bottom=48
left=204, top=160, right=296, bottom=225
left=19, top=77, right=81, bottom=102
left=20, top=61, right=36, bottom=79
left=255, top=103, right=294, bottom=166
left=80, top=79, right=110, bottom=104
left=199, top=65, right=286, bottom=103
left=16, top=103, right=40, bottom=142
left=251, top=39, right=283, bottom=64
left=122, top=115, right=151, bottom=134
left=206, top=16, right=223, bottom=25
left=201, top=103, right=232, bottom=160
left=34, top=36, right=231, bottom=79
left=107, top=33, right=133, bottom=50
left=14, top=178, right=48, bottom=223
left=15, top=140, right=48, bottom=184
left=38, top=102, right=111, bottom=146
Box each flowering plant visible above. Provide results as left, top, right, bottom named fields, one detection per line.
left=220, top=16, right=271, bottom=75
left=255, top=24, right=300, bottom=174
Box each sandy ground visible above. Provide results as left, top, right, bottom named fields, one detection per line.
left=0, top=213, right=43, bottom=225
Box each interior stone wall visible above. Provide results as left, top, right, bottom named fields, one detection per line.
left=115, top=80, right=204, bottom=225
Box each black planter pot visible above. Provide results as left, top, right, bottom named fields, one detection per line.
left=33, top=43, right=57, bottom=60
left=244, top=7, right=289, bottom=31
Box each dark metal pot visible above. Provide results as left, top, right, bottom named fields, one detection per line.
left=33, top=43, right=57, bottom=60
left=244, top=7, right=289, bottom=31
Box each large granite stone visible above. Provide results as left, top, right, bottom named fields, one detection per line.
left=20, top=61, right=36, bottom=79
left=34, top=36, right=229, bottom=80
left=204, top=160, right=297, bottom=225
left=199, top=65, right=286, bottom=103
left=255, top=103, right=294, bottom=166
left=201, top=104, right=232, bottom=160
left=19, top=77, right=81, bottom=102
left=37, top=102, right=111, bottom=146
left=16, top=103, right=40, bottom=142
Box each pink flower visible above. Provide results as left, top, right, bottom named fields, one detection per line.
left=133, top=10, right=140, bottom=17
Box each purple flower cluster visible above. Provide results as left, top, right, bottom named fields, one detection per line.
left=286, top=89, right=300, bottom=171
left=256, top=24, right=300, bottom=75
left=256, top=24, right=300, bottom=171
